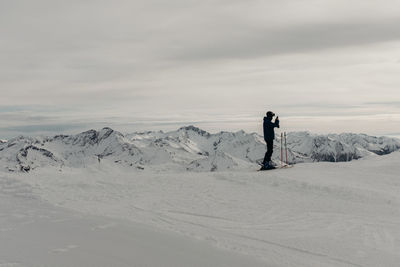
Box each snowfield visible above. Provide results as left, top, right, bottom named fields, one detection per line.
left=0, top=186, right=265, bottom=267
left=1, top=148, right=400, bottom=266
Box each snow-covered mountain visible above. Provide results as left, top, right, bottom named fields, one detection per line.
left=286, top=132, right=400, bottom=163
left=1, top=126, right=399, bottom=172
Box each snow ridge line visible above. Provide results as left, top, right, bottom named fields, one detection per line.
left=1, top=126, right=399, bottom=172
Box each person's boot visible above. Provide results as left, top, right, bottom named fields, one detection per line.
left=265, top=161, right=275, bottom=170
left=260, top=161, right=271, bottom=170
left=259, top=161, right=267, bottom=170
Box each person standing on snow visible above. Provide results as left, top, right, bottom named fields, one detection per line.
left=261, top=111, right=279, bottom=170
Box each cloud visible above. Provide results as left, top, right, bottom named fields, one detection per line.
left=365, top=101, right=400, bottom=107
left=1, top=0, right=400, bottom=137
left=171, top=18, right=400, bottom=61
left=2, top=124, right=86, bottom=134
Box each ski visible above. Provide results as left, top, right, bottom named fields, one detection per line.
left=256, top=159, right=293, bottom=171
left=258, top=165, right=293, bottom=171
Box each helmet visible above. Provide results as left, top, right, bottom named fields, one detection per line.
left=266, top=111, right=275, bottom=118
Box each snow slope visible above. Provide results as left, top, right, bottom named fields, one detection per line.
left=2, top=151, right=400, bottom=266
left=0, top=186, right=265, bottom=267
left=1, top=126, right=399, bottom=172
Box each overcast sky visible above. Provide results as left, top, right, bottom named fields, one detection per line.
left=1, top=0, right=400, bottom=138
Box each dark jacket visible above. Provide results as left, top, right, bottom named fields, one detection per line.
left=263, top=117, right=279, bottom=141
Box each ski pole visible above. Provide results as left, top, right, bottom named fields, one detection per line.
left=281, top=132, right=283, bottom=167
left=285, top=132, right=288, bottom=165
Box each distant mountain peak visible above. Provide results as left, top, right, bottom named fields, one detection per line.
left=1, top=127, right=399, bottom=173
left=178, top=125, right=211, bottom=137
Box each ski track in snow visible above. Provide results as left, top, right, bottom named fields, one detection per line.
left=1, top=152, right=400, bottom=266
left=0, top=178, right=266, bottom=267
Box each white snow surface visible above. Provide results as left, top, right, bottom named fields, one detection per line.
left=1, top=149, right=400, bottom=266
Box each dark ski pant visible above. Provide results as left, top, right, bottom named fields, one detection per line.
left=263, top=139, right=274, bottom=164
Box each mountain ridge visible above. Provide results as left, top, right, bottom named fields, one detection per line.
left=1, top=126, right=399, bottom=172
